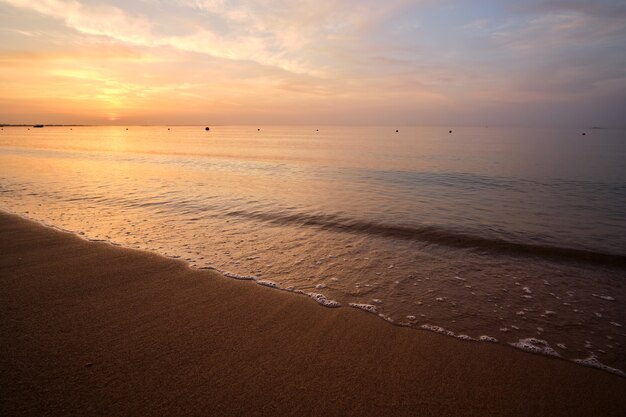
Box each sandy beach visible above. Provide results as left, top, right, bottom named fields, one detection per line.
left=1, top=211, right=624, bottom=417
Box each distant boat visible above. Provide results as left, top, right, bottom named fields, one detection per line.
left=33, top=124, right=44, bottom=128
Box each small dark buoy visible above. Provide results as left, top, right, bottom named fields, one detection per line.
left=205, top=127, right=210, bottom=131
left=257, top=128, right=260, bottom=131
left=85, top=362, right=93, bottom=368
left=316, top=129, right=319, bottom=131
left=395, top=129, right=399, bottom=133
left=582, top=132, right=586, bottom=136
left=168, top=128, right=170, bottom=130
left=126, top=128, right=128, bottom=130
left=449, top=130, right=452, bottom=133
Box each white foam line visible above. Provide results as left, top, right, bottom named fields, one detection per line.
left=479, top=335, right=498, bottom=343
left=348, top=303, right=378, bottom=314
left=377, top=313, right=395, bottom=323
left=201, top=263, right=345, bottom=309
left=306, top=293, right=341, bottom=308
left=509, top=338, right=560, bottom=357
left=420, top=324, right=458, bottom=338
left=574, top=355, right=625, bottom=377
left=220, top=271, right=257, bottom=280
left=256, top=279, right=280, bottom=289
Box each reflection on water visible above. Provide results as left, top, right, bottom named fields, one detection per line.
left=1, top=125, right=625, bottom=374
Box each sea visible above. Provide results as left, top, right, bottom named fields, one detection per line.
left=1, top=125, right=624, bottom=375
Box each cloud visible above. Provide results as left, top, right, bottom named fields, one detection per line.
left=1, top=0, right=625, bottom=126
left=2, top=0, right=428, bottom=77
left=512, top=0, right=626, bottom=19
left=1, top=0, right=319, bottom=74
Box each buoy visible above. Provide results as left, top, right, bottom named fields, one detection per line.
left=396, top=129, right=399, bottom=132
left=316, top=129, right=319, bottom=131
left=582, top=132, right=586, bottom=136
left=205, top=127, right=210, bottom=131
left=168, top=128, right=170, bottom=130
left=258, top=128, right=260, bottom=131
left=449, top=130, right=452, bottom=133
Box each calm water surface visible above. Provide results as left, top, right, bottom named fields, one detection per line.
left=1, top=126, right=625, bottom=374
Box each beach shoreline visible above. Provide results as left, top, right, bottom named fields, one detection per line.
left=1, top=211, right=625, bottom=416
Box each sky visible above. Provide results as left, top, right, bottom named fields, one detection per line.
left=0, top=0, right=625, bottom=126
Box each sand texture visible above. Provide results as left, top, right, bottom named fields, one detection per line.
left=1, top=211, right=624, bottom=417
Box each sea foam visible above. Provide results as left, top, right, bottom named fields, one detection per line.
left=478, top=335, right=498, bottom=343
left=510, top=338, right=559, bottom=357
left=574, top=355, right=625, bottom=377
left=223, top=272, right=257, bottom=280
left=348, top=303, right=378, bottom=314
left=307, top=293, right=341, bottom=308
left=256, top=279, right=280, bottom=289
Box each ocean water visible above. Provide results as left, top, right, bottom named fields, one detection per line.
left=1, top=125, right=625, bottom=374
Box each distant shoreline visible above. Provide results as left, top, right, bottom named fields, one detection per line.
left=0, top=124, right=88, bottom=127
left=1, top=124, right=622, bottom=129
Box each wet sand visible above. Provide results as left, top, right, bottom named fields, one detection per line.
left=1, top=211, right=624, bottom=417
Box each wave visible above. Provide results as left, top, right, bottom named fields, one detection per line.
left=225, top=209, right=626, bottom=267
